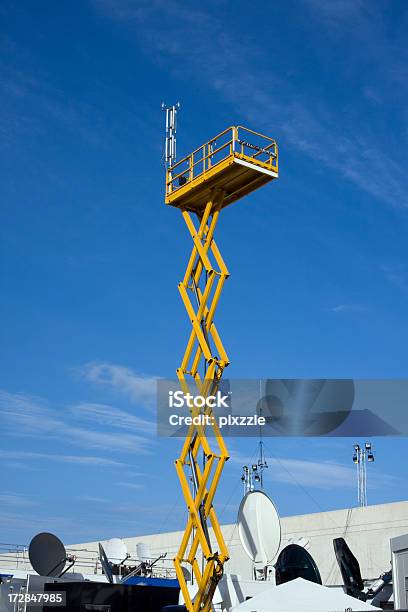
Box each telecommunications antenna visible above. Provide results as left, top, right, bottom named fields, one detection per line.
left=333, top=537, right=364, bottom=595
left=161, top=102, right=180, bottom=167
left=275, top=543, right=322, bottom=585
left=237, top=490, right=281, bottom=565
left=136, top=541, right=151, bottom=562
left=29, top=532, right=67, bottom=577
left=98, top=543, right=114, bottom=584
left=103, top=538, right=128, bottom=564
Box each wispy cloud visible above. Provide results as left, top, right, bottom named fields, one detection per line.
left=116, top=481, right=145, bottom=489
left=78, top=363, right=157, bottom=411
left=327, top=304, right=366, bottom=314
left=0, top=43, right=136, bottom=150
left=92, top=0, right=408, bottom=210
left=0, top=508, right=96, bottom=543
left=381, top=264, right=407, bottom=291
left=0, top=390, right=154, bottom=455
left=229, top=451, right=395, bottom=490
left=0, top=492, right=38, bottom=507
left=268, top=457, right=356, bottom=489
left=70, top=402, right=154, bottom=435
left=76, top=495, right=111, bottom=503
left=0, top=449, right=126, bottom=467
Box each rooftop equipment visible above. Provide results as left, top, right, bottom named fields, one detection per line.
left=352, top=441, right=375, bottom=507
left=333, top=537, right=392, bottom=605
left=390, top=533, right=408, bottom=609
left=275, top=544, right=322, bottom=586
left=237, top=490, right=281, bottom=575
left=28, top=532, right=75, bottom=578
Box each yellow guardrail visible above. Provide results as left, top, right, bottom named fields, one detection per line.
left=166, top=126, right=278, bottom=196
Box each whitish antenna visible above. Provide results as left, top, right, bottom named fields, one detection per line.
left=352, top=441, right=375, bottom=507
left=162, top=102, right=180, bottom=168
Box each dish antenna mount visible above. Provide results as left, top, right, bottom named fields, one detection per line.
left=28, top=532, right=76, bottom=577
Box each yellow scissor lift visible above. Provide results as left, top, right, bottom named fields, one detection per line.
left=166, top=126, right=278, bottom=611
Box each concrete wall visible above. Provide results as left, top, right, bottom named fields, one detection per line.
left=70, top=500, right=408, bottom=584
left=2, top=501, right=407, bottom=586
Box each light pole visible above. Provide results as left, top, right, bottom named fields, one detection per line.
left=352, top=442, right=375, bottom=507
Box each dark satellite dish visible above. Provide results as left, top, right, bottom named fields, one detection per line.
left=99, top=543, right=114, bottom=584
left=29, top=532, right=67, bottom=577
left=333, top=537, right=365, bottom=598
left=181, top=566, right=191, bottom=582
left=275, top=543, right=322, bottom=586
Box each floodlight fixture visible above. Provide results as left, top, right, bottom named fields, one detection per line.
left=352, top=441, right=375, bottom=507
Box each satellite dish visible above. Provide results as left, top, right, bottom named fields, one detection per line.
left=333, top=538, right=364, bottom=597
left=182, top=566, right=192, bottom=583
left=98, top=543, right=114, bottom=584
left=237, top=491, right=281, bottom=564
left=275, top=544, right=322, bottom=585
left=103, top=538, right=128, bottom=564
left=29, top=532, right=67, bottom=577
left=136, top=542, right=151, bottom=561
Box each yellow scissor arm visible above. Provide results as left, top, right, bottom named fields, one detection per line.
left=167, top=126, right=278, bottom=612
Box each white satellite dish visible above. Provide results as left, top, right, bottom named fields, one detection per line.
left=237, top=490, right=281, bottom=565
left=103, top=538, right=128, bottom=564
left=136, top=542, right=151, bottom=562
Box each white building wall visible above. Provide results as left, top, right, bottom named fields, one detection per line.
left=67, top=501, right=408, bottom=584
left=2, top=501, right=407, bottom=586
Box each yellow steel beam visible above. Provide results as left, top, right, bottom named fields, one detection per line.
left=168, top=125, right=278, bottom=612
left=173, top=194, right=230, bottom=612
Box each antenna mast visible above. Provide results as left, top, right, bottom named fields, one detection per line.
left=240, top=383, right=269, bottom=497
left=258, top=379, right=268, bottom=488
left=352, top=442, right=375, bottom=507
left=162, top=102, right=180, bottom=167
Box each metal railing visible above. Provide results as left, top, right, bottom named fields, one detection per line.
left=0, top=543, right=29, bottom=570
left=0, top=543, right=177, bottom=579
left=166, top=126, right=278, bottom=196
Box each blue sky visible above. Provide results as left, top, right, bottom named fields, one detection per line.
left=1, top=0, right=408, bottom=545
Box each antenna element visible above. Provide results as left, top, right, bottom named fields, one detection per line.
left=162, top=102, right=180, bottom=167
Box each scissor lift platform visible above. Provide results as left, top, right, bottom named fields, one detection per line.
left=165, top=126, right=278, bottom=212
